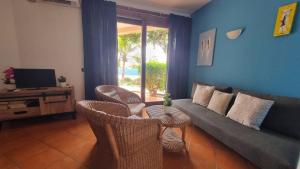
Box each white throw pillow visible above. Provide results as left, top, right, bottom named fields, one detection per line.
left=207, top=90, right=233, bottom=115
left=192, top=84, right=215, bottom=107
left=226, top=93, right=274, bottom=130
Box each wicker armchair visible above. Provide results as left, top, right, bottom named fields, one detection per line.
left=95, top=85, right=145, bottom=116
left=76, top=101, right=163, bottom=169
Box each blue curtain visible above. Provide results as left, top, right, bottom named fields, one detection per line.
left=82, top=0, right=118, bottom=99
left=167, top=14, right=192, bottom=99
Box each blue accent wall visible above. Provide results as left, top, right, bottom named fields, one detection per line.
left=189, top=0, right=300, bottom=98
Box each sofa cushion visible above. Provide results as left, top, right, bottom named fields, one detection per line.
left=128, top=115, right=143, bottom=119
left=191, top=82, right=233, bottom=98
left=207, top=90, right=233, bottom=115
left=128, top=103, right=145, bottom=115
left=234, top=89, right=300, bottom=139
left=192, top=84, right=215, bottom=107
left=102, top=90, right=122, bottom=101
left=103, top=90, right=117, bottom=97
left=227, top=93, right=274, bottom=130
left=173, top=99, right=300, bottom=169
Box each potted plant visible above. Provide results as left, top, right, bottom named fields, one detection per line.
left=57, top=76, right=67, bottom=87
left=163, top=93, right=172, bottom=106
left=145, top=61, right=167, bottom=97
left=2, top=67, right=16, bottom=91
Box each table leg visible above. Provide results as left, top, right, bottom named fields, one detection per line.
left=181, top=126, right=186, bottom=143
left=181, top=126, right=188, bottom=153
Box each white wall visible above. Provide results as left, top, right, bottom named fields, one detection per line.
left=0, top=0, right=20, bottom=88
left=7, top=0, right=85, bottom=100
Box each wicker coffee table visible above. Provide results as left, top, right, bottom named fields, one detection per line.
left=146, top=105, right=191, bottom=152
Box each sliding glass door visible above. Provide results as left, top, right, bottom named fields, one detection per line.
left=117, top=22, right=142, bottom=97
left=117, top=20, right=168, bottom=103
left=145, top=26, right=168, bottom=102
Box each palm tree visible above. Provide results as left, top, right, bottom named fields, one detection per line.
left=117, top=29, right=168, bottom=95
left=147, top=29, right=168, bottom=54
left=118, top=33, right=141, bottom=80
left=146, top=29, right=168, bottom=96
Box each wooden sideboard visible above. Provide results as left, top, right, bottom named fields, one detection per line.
left=0, top=87, right=76, bottom=127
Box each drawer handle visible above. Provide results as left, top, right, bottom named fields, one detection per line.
left=14, top=111, right=27, bottom=115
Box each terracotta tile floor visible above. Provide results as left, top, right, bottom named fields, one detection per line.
left=0, top=114, right=258, bottom=169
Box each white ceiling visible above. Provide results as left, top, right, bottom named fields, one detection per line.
left=114, top=0, right=211, bottom=17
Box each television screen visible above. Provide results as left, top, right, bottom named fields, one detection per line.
left=14, top=69, right=57, bottom=88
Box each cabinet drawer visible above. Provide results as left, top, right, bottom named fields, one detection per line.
left=40, top=96, right=74, bottom=115
left=44, top=96, right=67, bottom=103
left=0, top=107, right=40, bottom=121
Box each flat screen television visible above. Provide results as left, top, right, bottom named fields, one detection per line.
left=14, top=69, right=57, bottom=89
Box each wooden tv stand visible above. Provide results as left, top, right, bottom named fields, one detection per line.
left=0, top=87, right=76, bottom=128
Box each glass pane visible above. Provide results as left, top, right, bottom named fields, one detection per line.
left=145, top=26, right=168, bottom=102
left=117, top=22, right=142, bottom=97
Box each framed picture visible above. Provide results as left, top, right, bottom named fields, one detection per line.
left=197, top=28, right=216, bottom=66
left=273, top=2, right=298, bottom=37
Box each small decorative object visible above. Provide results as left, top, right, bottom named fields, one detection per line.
left=163, top=93, right=172, bottom=106
left=57, top=76, right=67, bottom=87
left=226, top=28, right=244, bottom=40
left=197, top=28, right=216, bottom=66
left=2, top=67, right=16, bottom=91
left=273, top=2, right=297, bottom=37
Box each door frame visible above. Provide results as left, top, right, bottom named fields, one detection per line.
left=117, top=17, right=147, bottom=102
left=117, top=16, right=168, bottom=104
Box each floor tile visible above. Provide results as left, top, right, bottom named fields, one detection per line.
left=0, top=114, right=257, bottom=169
left=184, top=143, right=216, bottom=169
left=42, top=132, right=88, bottom=155
left=0, top=136, right=36, bottom=156
left=67, top=140, right=97, bottom=165
left=163, top=152, right=186, bottom=169
left=46, top=157, right=87, bottom=169
left=215, top=145, right=249, bottom=169
left=0, top=156, right=19, bottom=169
left=5, top=141, right=49, bottom=164
left=18, top=148, right=65, bottom=169
left=0, top=130, right=27, bottom=144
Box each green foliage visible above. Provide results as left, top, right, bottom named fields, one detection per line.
left=117, top=29, right=169, bottom=95
left=163, top=93, right=172, bottom=106
left=147, top=29, right=168, bottom=54
left=145, top=61, right=167, bottom=96
left=118, top=33, right=141, bottom=79
left=119, top=77, right=141, bottom=86
left=118, top=33, right=141, bottom=54
left=57, top=76, right=66, bottom=82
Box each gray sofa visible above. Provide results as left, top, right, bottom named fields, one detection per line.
left=172, top=83, right=300, bottom=169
